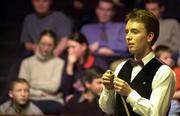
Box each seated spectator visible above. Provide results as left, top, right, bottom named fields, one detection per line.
left=145, top=0, right=180, bottom=60
left=62, top=66, right=105, bottom=116
left=18, top=30, right=64, bottom=114
left=0, top=78, right=43, bottom=115
left=81, top=0, right=130, bottom=58
left=21, top=0, right=72, bottom=57
left=154, top=45, right=180, bottom=116
left=61, top=32, right=108, bottom=98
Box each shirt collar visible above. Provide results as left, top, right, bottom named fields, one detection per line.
left=11, top=100, right=30, bottom=114
left=141, top=51, right=155, bottom=65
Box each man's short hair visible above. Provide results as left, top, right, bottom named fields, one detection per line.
left=154, top=45, right=172, bottom=58
left=125, top=9, right=159, bottom=46
left=145, top=0, right=164, bottom=7
left=9, top=78, right=30, bottom=90
left=81, top=66, right=104, bottom=84
left=96, top=0, right=114, bottom=8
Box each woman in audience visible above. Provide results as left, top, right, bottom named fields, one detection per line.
left=18, top=30, right=64, bottom=115
left=61, top=32, right=108, bottom=98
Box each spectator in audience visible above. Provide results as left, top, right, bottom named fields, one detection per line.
left=61, top=32, right=108, bottom=98
left=154, top=45, right=180, bottom=116
left=81, top=0, right=130, bottom=58
left=0, top=78, right=43, bottom=115
left=18, top=30, right=64, bottom=114
left=145, top=0, right=180, bottom=59
left=62, top=67, right=106, bottom=116
left=21, top=0, right=72, bottom=57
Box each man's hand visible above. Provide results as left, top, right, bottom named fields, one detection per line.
left=89, top=42, right=99, bottom=53
left=53, top=37, right=68, bottom=56
left=102, top=70, right=114, bottom=90
left=98, top=47, right=115, bottom=56
left=113, top=77, right=133, bottom=96
left=25, top=42, right=37, bottom=53
left=53, top=48, right=60, bottom=57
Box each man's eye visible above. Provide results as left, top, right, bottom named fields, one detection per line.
left=132, top=30, right=138, bottom=34
left=125, top=30, right=129, bottom=34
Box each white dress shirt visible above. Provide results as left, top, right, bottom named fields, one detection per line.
left=99, top=52, right=176, bottom=116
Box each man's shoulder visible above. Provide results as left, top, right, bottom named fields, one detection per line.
left=82, top=22, right=125, bottom=28
left=0, top=100, right=11, bottom=109
left=157, top=63, right=176, bottom=79
left=111, top=22, right=126, bottom=31
left=52, top=11, right=65, bottom=16
left=27, top=102, right=43, bottom=114
left=81, top=23, right=99, bottom=29
left=114, top=60, right=128, bottom=75
left=161, top=18, right=179, bottom=26
left=80, top=23, right=99, bottom=34
left=111, top=22, right=126, bottom=26
left=51, top=11, right=69, bottom=19
left=29, top=102, right=40, bottom=110
left=24, top=13, right=36, bottom=20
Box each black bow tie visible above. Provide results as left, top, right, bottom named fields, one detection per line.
left=130, top=59, right=144, bottom=67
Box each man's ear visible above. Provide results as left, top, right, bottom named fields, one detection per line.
left=147, top=32, right=154, bottom=43
left=160, top=5, right=165, bottom=13
left=85, top=82, right=91, bottom=89
left=82, top=43, right=87, bottom=51
left=111, top=10, right=115, bottom=17
left=95, top=7, right=99, bottom=15
left=9, top=91, right=13, bottom=98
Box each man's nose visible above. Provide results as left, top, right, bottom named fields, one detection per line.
left=20, top=91, right=26, bottom=97
left=126, top=32, right=132, bottom=41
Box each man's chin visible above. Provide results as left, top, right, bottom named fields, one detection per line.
left=18, top=101, right=28, bottom=105
left=128, top=50, right=136, bottom=54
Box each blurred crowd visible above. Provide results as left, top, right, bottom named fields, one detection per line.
left=0, top=0, right=180, bottom=115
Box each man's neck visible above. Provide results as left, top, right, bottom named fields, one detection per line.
left=135, top=49, right=152, bottom=61
left=83, top=90, right=96, bottom=102
left=99, top=20, right=112, bottom=24
left=36, top=10, right=52, bottom=18
left=12, top=101, right=28, bottom=114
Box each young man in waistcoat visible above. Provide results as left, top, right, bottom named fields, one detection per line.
left=99, top=9, right=176, bottom=116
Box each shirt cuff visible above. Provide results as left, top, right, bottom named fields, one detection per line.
left=126, top=90, right=141, bottom=106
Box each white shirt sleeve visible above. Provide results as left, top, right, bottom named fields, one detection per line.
left=126, top=65, right=176, bottom=116
left=98, top=88, right=115, bottom=114
left=99, top=61, right=126, bottom=114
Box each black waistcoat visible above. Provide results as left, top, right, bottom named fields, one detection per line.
left=115, top=58, right=163, bottom=116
